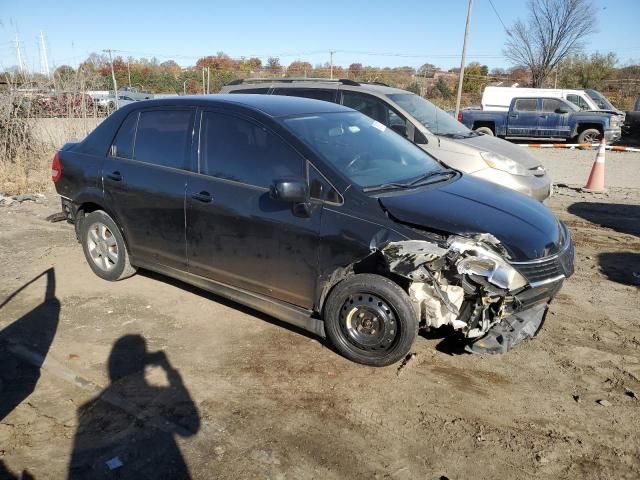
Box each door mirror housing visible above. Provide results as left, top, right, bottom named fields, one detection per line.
left=270, top=179, right=308, bottom=203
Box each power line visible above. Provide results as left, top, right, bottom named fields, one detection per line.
left=487, top=0, right=510, bottom=33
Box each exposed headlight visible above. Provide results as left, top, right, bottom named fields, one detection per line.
left=480, top=151, right=532, bottom=176
left=456, top=255, right=528, bottom=290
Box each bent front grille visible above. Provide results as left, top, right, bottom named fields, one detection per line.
left=512, top=240, right=575, bottom=287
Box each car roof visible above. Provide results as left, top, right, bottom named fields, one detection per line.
left=121, top=94, right=352, bottom=117
left=223, top=80, right=410, bottom=96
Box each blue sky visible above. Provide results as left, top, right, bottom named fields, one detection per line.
left=1, top=0, right=638, bottom=72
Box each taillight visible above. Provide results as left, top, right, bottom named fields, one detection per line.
left=51, top=151, right=62, bottom=182
left=457, top=111, right=463, bottom=122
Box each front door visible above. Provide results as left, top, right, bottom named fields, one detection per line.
left=507, top=98, right=540, bottom=137
left=538, top=98, right=571, bottom=138
left=186, top=110, right=322, bottom=308
left=103, top=108, right=196, bottom=269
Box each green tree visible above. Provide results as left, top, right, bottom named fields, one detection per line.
left=462, top=62, right=488, bottom=93
left=559, top=52, right=617, bottom=90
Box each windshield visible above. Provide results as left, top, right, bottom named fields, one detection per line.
left=387, top=93, right=474, bottom=137
left=586, top=89, right=616, bottom=110
left=283, top=111, right=445, bottom=189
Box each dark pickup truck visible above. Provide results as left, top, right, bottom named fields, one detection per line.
left=459, top=97, right=623, bottom=144
left=622, top=97, right=640, bottom=145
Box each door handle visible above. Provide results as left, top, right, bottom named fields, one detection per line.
left=191, top=191, right=212, bottom=203
left=107, top=171, right=122, bottom=181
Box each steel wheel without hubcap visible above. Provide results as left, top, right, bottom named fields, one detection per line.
left=340, top=293, right=398, bottom=352
left=87, top=222, right=118, bottom=272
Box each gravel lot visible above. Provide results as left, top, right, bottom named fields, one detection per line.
left=0, top=147, right=639, bottom=479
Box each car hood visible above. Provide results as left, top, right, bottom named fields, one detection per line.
left=378, top=175, right=563, bottom=261
left=451, top=133, right=541, bottom=169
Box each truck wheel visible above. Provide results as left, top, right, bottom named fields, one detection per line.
left=578, top=129, right=601, bottom=144
left=324, top=274, right=418, bottom=367
left=81, top=210, right=136, bottom=281
left=475, top=126, right=494, bottom=136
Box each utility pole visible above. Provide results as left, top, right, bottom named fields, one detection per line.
left=202, top=67, right=205, bottom=94
left=15, top=33, right=25, bottom=75
left=103, top=49, right=119, bottom=108
left=330, top=50, right=336, bottom=79
left=454, top=0, right=474, bottom=120
left=39, top=31, right=50, bottom=78
left=127, top=59, right=131, bottom=87
left=207, top=67, right=210, bottom=94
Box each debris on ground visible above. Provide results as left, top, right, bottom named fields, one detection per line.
left=572, top=394, right=581, bottom=403
left=45, top=212, right=67, bottom=223
left=625, top=388, right=638, bottom=400
left=396, top=353, right=418, bottom=376
left=596, top=399, right=612, bottom=407
left=105, top=457, right=123, bottom=470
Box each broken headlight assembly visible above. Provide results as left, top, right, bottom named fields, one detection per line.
left=480, top=151, right=532, bottom=176
left=456, top=255, right=527, bottom=291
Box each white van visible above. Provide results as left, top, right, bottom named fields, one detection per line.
left=482, top=86, right=622, bottom=116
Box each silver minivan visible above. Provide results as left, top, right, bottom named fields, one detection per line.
left=220, top=78, right=551, bottom=201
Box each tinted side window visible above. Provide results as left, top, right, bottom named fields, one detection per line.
left=273, top=88, right=336, bottom=103
left=201, top=112, right=303, bottom=186
left=542, top=98, right=562, bottom=112
left=229, top=88, right=270, bottom=94
left=133, top=109, right=194, bottom=169
left=111, top=112, right=138, bottom=159
left=342, top=91, right=405, bottom=130
left=567, top=94, right=588, bottom=110
left=514, top=98, right=537, bottom=112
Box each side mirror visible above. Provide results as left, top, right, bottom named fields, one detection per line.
left=555, top=108, right=569, bottom=114
left=270, top=179, right=308, bottom=203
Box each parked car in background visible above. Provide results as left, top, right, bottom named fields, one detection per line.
left=460, top=96, right=623, bottom=144
left=52, top=95, right=574, bottom=365
left=221, top=78, right=551, bottom=201
left=482, top=86, right=624, bottom=117
left=118, top=86, right=154, bottom=100
left=96, top=95, right=137, bottom=110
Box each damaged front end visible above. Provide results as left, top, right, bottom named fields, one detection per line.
left=378, top=234, right=568, bottom=354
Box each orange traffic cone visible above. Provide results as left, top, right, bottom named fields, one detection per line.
left=584, top=138, right=606, bottom=192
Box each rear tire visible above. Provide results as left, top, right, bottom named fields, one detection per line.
left=81, top=210, right=136, bottom=281
left=324, top=274, right=418, bottom=367
left=475, top=126, right=494, bottom=136
left=577, top=128, right=601, bottom=144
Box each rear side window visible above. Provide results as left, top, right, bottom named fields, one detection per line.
left=514, top=98, right=537, bottom=112
left=342, top=91, right=404, bottom=129
left=272, top=88, right=337, bottom=103
left=542, top=99, right=562, bottom=112
left=201, top=112, right=303, bottom=187
left=133, top=109, right=195, bottom=170
left=567, top=94, right=589, bottom=110
left=111, top=112, right=138, bottom=159
left=229, top=88, right=270, bottom=94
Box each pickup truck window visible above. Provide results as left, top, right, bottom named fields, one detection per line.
left=542, top=99, right=562, bottom=112
left=514, top=99, right=537, bottom=112
left=133, top=109, right=195, bottom=170
left=110, top=112, right=138, bottom=159
left=200, top=112, right=303, bottom=187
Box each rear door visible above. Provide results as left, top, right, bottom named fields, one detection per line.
left=185, top=109, right=322, bottom=308
left=103, top=108, right=196, bottom=269
left=507, top=98, right=539, bottom=137
left=539, top=98, right=571, bottom=138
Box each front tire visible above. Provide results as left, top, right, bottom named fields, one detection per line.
left=577, top=128, right=601, bottom=144
left=324, top=274, right=418, bottom=366
left=81, top=210, right=136, bottom=281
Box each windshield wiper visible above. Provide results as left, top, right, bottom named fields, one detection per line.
left=363, top=170, right=456, bottom=193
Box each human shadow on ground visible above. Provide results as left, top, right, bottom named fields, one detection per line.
left=598, top=252, right=640, bottom=287
left=567, top=202, right=640, bottom=237
left=67, top=334, right=200, bottom=480
left=0, top=268, right=60, bottom=422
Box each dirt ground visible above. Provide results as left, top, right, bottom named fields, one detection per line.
left=1, top=152, right=639, bottom=479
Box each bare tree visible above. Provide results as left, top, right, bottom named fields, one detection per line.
left=504, top=0, right=597, bottom=87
